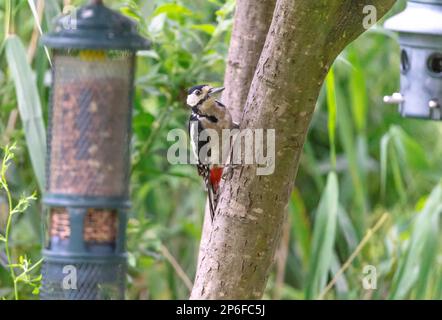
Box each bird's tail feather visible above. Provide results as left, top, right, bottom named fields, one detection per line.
left=207, top=185, right=216, bottom=222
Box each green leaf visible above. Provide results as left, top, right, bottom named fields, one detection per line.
left=148, top=13, right=167, bottom=35
left=33, top=274, right=42, bottom=282
left=120, top=7, right=142, bottom=22
left=305, top=172, right=339, bottom=299
left=5, top=35, right=46, bottom=191
left=10, top=193, right=37, bottom=215
left=0, top=234, right=6, bottom=242
left=191, top=24, right=216, bottom=35
left=137, top=50, right=161, bottom=60
left=153, top=4, right=192, bottom=21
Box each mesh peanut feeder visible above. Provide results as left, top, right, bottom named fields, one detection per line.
left=41, top=0, right=150, bottom=300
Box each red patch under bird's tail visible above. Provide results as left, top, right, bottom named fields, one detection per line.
left=209, top=167, right=224, bottom=193
left=206, top=166, right=223, bottom=222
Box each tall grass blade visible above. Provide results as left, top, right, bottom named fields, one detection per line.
left=415, top=212, right=439, bottom=299
left=303, top=141, right=324, bottom=192
left=389, top=181, right=442, bottom=299
left=4, top=0, right=13, bottom=39
left=43, top=0, right=61, bottom=30
left=434, top=267, right=442, bottom=299
left=347, top=47, right=367, bottom=134
left=380, top=132, right=391, bottom=201
left=335, top=78, right=367, bottom=235
left=381, top=127, right=417, bottom=203
left=5, top=35, right=46, bottom=191
left=290, top=189, right=312, bottom=268
left=305, top=172, right=339, bottom=299
left=27, top=0, right=52, bottom=65
left=390, top=144, right=406, bottom=202
left=337, top=205, right=359, bottom=253
left=390, top=126, right=429, bottom=172
left=326, top=68, right=337, bottom=170
left=330, top=252, right=349, bottom=298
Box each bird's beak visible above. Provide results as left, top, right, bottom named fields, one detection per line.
left=208, top=87, right=225, bottom=97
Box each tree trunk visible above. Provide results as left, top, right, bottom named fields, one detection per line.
left=191, top=0, right=396, bottom=300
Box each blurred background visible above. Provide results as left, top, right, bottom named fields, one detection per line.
left=0, top=0, right=441, bottom=299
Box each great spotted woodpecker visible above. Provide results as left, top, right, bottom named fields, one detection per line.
left=186, top=84, right=235, bottom=221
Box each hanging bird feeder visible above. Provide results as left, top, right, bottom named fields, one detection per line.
left=384, top=0, right=442, bottom=120
left=40, top=0, right=150, bottom=299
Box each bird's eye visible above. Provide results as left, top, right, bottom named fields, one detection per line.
left=195, top=90, right=201, bottom=95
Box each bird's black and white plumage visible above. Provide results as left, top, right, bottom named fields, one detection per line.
left=186, top=84, right=235, bottom=221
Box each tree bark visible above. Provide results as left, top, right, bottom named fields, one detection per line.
left=192, top=0, right=396, bottom=300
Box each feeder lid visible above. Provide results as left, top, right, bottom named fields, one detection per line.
left=42, top=1, right=150, bottom=50
left=384, top=0, right=442, bottom=36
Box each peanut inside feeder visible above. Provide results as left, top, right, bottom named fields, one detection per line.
left=49, top=51, right=132, bottom=197
left=50, top=208, right=70, bottom=240
left=50, top=207, right=117, bottom=244
left=83, top=209, right=118, bottom=243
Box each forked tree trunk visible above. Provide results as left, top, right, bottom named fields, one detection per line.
left=192, top=0, right=396, bottom=299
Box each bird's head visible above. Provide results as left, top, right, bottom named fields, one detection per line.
left=186, top=84, right=225, bottom=110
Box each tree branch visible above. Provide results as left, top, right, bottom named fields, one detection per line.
left=223, top=0, right=277, bottom=123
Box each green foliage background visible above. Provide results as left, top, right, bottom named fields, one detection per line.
left=0, top=0, right=441, bottom=300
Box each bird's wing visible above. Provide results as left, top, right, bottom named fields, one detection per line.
left=189, top=114, right=200, bottom=162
